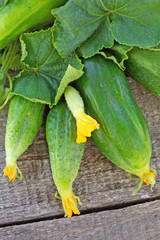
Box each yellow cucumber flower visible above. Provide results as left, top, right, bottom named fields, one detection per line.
left=132, top=168, right=156, bottom=195
left=64, top=86, right=99, bottom=143
left=143, top=172, right=155, bottom=185
left=76, top=113, right=99, bottom=143
left=4, top=165, right=17, bottom=182
left=3, top=161, right=22, bottom=182
left=56, top=190, right=82, bottom=218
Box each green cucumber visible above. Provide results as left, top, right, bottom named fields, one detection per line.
left=0, top=0, right=68, bottom=50
left=75, top=55, right=156, bottom=194
left=4, top=96, right=45, bottom=181
left=46, top=102, right=85, bottom=217
left=125, top=47, right=160, bottom=98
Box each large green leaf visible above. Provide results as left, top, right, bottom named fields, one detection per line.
left=99, top=43, right=133, bottom=70
left=0, top=0, right=8, bottom=7
left=77, top=17, right=114, bottom=58
left=52, top=0, right=160, bottom=57
left=12, top=29, right=83, bottom=106
left=151, top=43, right=160, bottom=50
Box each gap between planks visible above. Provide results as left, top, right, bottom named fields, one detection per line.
left=0, top=195, right=160, bottom=229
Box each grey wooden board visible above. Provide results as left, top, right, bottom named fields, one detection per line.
left=0, top=78, right=160, bottom=225
left=0, top=200, right=160, bottom=240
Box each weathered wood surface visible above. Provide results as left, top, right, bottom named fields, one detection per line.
left=0, top=78, right=160, bottom=239
left=0, top=200, right=160, bottom=240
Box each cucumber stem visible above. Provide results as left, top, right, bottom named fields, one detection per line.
left=75, top=196, right=83, bottom=206
left=143, top=174, right=156, bottom=191
left=129, top=174, right=139, bottom=181
left=0, top=41, right=16, bottom=105
left=0, top=40, right=17, bottom=84
left=55, top=191, right=61, bottom=200
left=17, top=168, right=23, bottom=180
left=150, top=168, right=157, bottom=176
left=2, top=47, right=9, bottom=63
left=132, top=178, right=143, bottom=196
left=0, top=72, right=13, bottom=110
left=0, top=85, right=5, bottom=104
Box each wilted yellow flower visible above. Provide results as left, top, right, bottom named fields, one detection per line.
left=132, top=169, right=156, bottom=195
left=4, top=162, right=22, bottom=182
left=4, top=165, right=17, bottom=182
left=59, top=191, right=80, bottom=218
left=143, top=172, right=155, bottom=185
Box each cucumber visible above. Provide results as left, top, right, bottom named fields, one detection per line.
left=46, top=102, right=85, bottom=217
left=0, top=0, right=68, bottom=50
left=4, top=96, right=45, bottom=181
left=125, top=47, right=160, bottom=98
left=75, top=55, right=156, bottom=194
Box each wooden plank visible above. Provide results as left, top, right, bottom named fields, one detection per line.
left=0, top=200, right=160, bottom=240
left=0, top=78, right=160, bottom=225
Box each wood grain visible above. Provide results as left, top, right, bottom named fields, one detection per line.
left=0, top=78, right=160, bottom=225
left=0, top=200, right=160, bottom=240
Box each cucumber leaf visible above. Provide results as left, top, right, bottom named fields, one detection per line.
left=0, top=0, right=8, bottom=7
left=12, top=29, right=83, bottom=106
left=52, top=0, right=114, bottom=58
left=99, top=43, right=133, bottom=70
left=52, top=0, right=160, bottom=58
left=151, top=43, right=160, bottom=50
left=0, top=51, right=2, bottom=65
left=76, top=17, right=114, bottom=58
left=55, top=64, right=83, bottom=104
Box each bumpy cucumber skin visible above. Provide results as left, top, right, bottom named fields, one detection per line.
left=46, top=102, right=84, bottom=193
left=5, top=96, right=45, bottom=163
left=125, top=47, right=160, bottom=98
left=0, top=0, right=67, bottom=50
left=76, top=56, right=152, bottom=176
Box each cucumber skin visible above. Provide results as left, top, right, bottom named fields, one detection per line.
left=5, top=96, right=45, bottom=162
left=46, top=102, right=85, bottom=193
left=75, top=56, right=152, bottom=176
left=125, top=47, right=160, bottom=98
left=0, top=0, right=68, bottom=50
